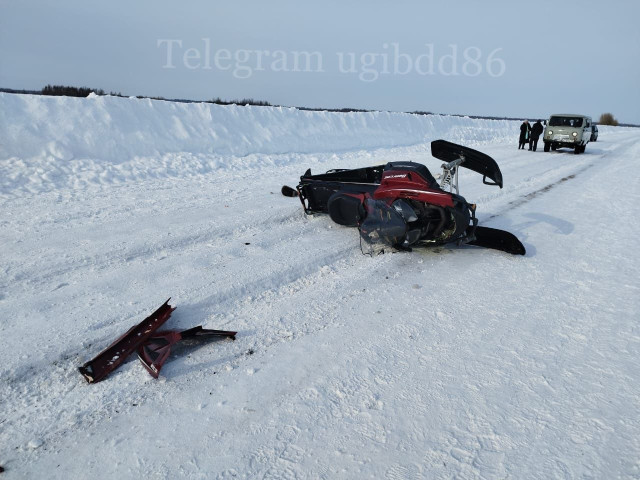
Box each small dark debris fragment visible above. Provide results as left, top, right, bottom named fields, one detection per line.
left=0, top=465, right=5, bottom=473
left=247, top=349, right=255, bottom=356
left=244, top=242, right=251, bottom=245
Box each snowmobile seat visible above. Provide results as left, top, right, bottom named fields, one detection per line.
left=384, top=161, right=439, bottom=189
left=327, top=192, right=365, bottom=227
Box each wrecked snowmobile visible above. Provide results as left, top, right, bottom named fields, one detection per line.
left=282, top=140, right=525, bottom=255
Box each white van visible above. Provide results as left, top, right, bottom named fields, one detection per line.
left=543, top=114, right=592, bottom=154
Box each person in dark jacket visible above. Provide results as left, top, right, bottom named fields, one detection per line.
left=529, top=120, right=544, bottom=151
left=518, top=120, right=531, bottom=149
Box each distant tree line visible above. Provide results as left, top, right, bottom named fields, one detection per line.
left=209, top=97, right=272, bottom=107
left=42, top=84, right=109, bottom=97
left=299, top=106, right=370, bottom=113
left=35, top=85, right=273, bottom=107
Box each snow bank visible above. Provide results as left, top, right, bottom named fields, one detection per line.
left=0, top=92, right=522, bottom=196
left=0, top=93, right=521, bottom=160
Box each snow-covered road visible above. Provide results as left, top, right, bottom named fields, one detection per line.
left=1, top=95, right=639, bottom=478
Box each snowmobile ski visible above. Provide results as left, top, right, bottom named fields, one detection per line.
left=137, top=326, right=236, bottom=378
left=465, top=226, right=526, bottom=255
left=281, top=185, right=298, bottom=197
left=79, top=299, right=176, bottom=383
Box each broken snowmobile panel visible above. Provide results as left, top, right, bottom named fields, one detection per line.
left=79, top=299, right=176, bottom=383
left=282, top=140, right=525, bottom=256
left=137, top=326, right=236, bottom=379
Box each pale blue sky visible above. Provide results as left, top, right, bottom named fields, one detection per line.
left=1, top=0, right=639, bottom=123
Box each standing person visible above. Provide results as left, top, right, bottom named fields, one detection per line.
left=518, top=120, right=531, bottom=149
left=529, top=119, right=544, bottom=151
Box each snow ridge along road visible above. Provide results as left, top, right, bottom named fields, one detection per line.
left=0, top=94, right=638, bottom=478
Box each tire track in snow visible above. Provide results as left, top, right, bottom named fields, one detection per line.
left=481, top=163, right=594, bottom=223
left=479, top=133, right=640, bottom=225
left=0, top=206, right=301, bottom=292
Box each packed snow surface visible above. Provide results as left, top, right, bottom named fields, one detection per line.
left=1, top=93, right=639, bottom=479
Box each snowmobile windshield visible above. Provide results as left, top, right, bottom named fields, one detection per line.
left=549, top=116, right=583, bottom=127
left=359, top=199, right=420, bottom=254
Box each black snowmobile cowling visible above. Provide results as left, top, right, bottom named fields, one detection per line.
left=281, top=140, right=525, bottom=256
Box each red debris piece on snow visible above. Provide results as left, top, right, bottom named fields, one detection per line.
left=78, top=299, right=176, bottom=383
left=137, top=326, right=236, bottom=378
